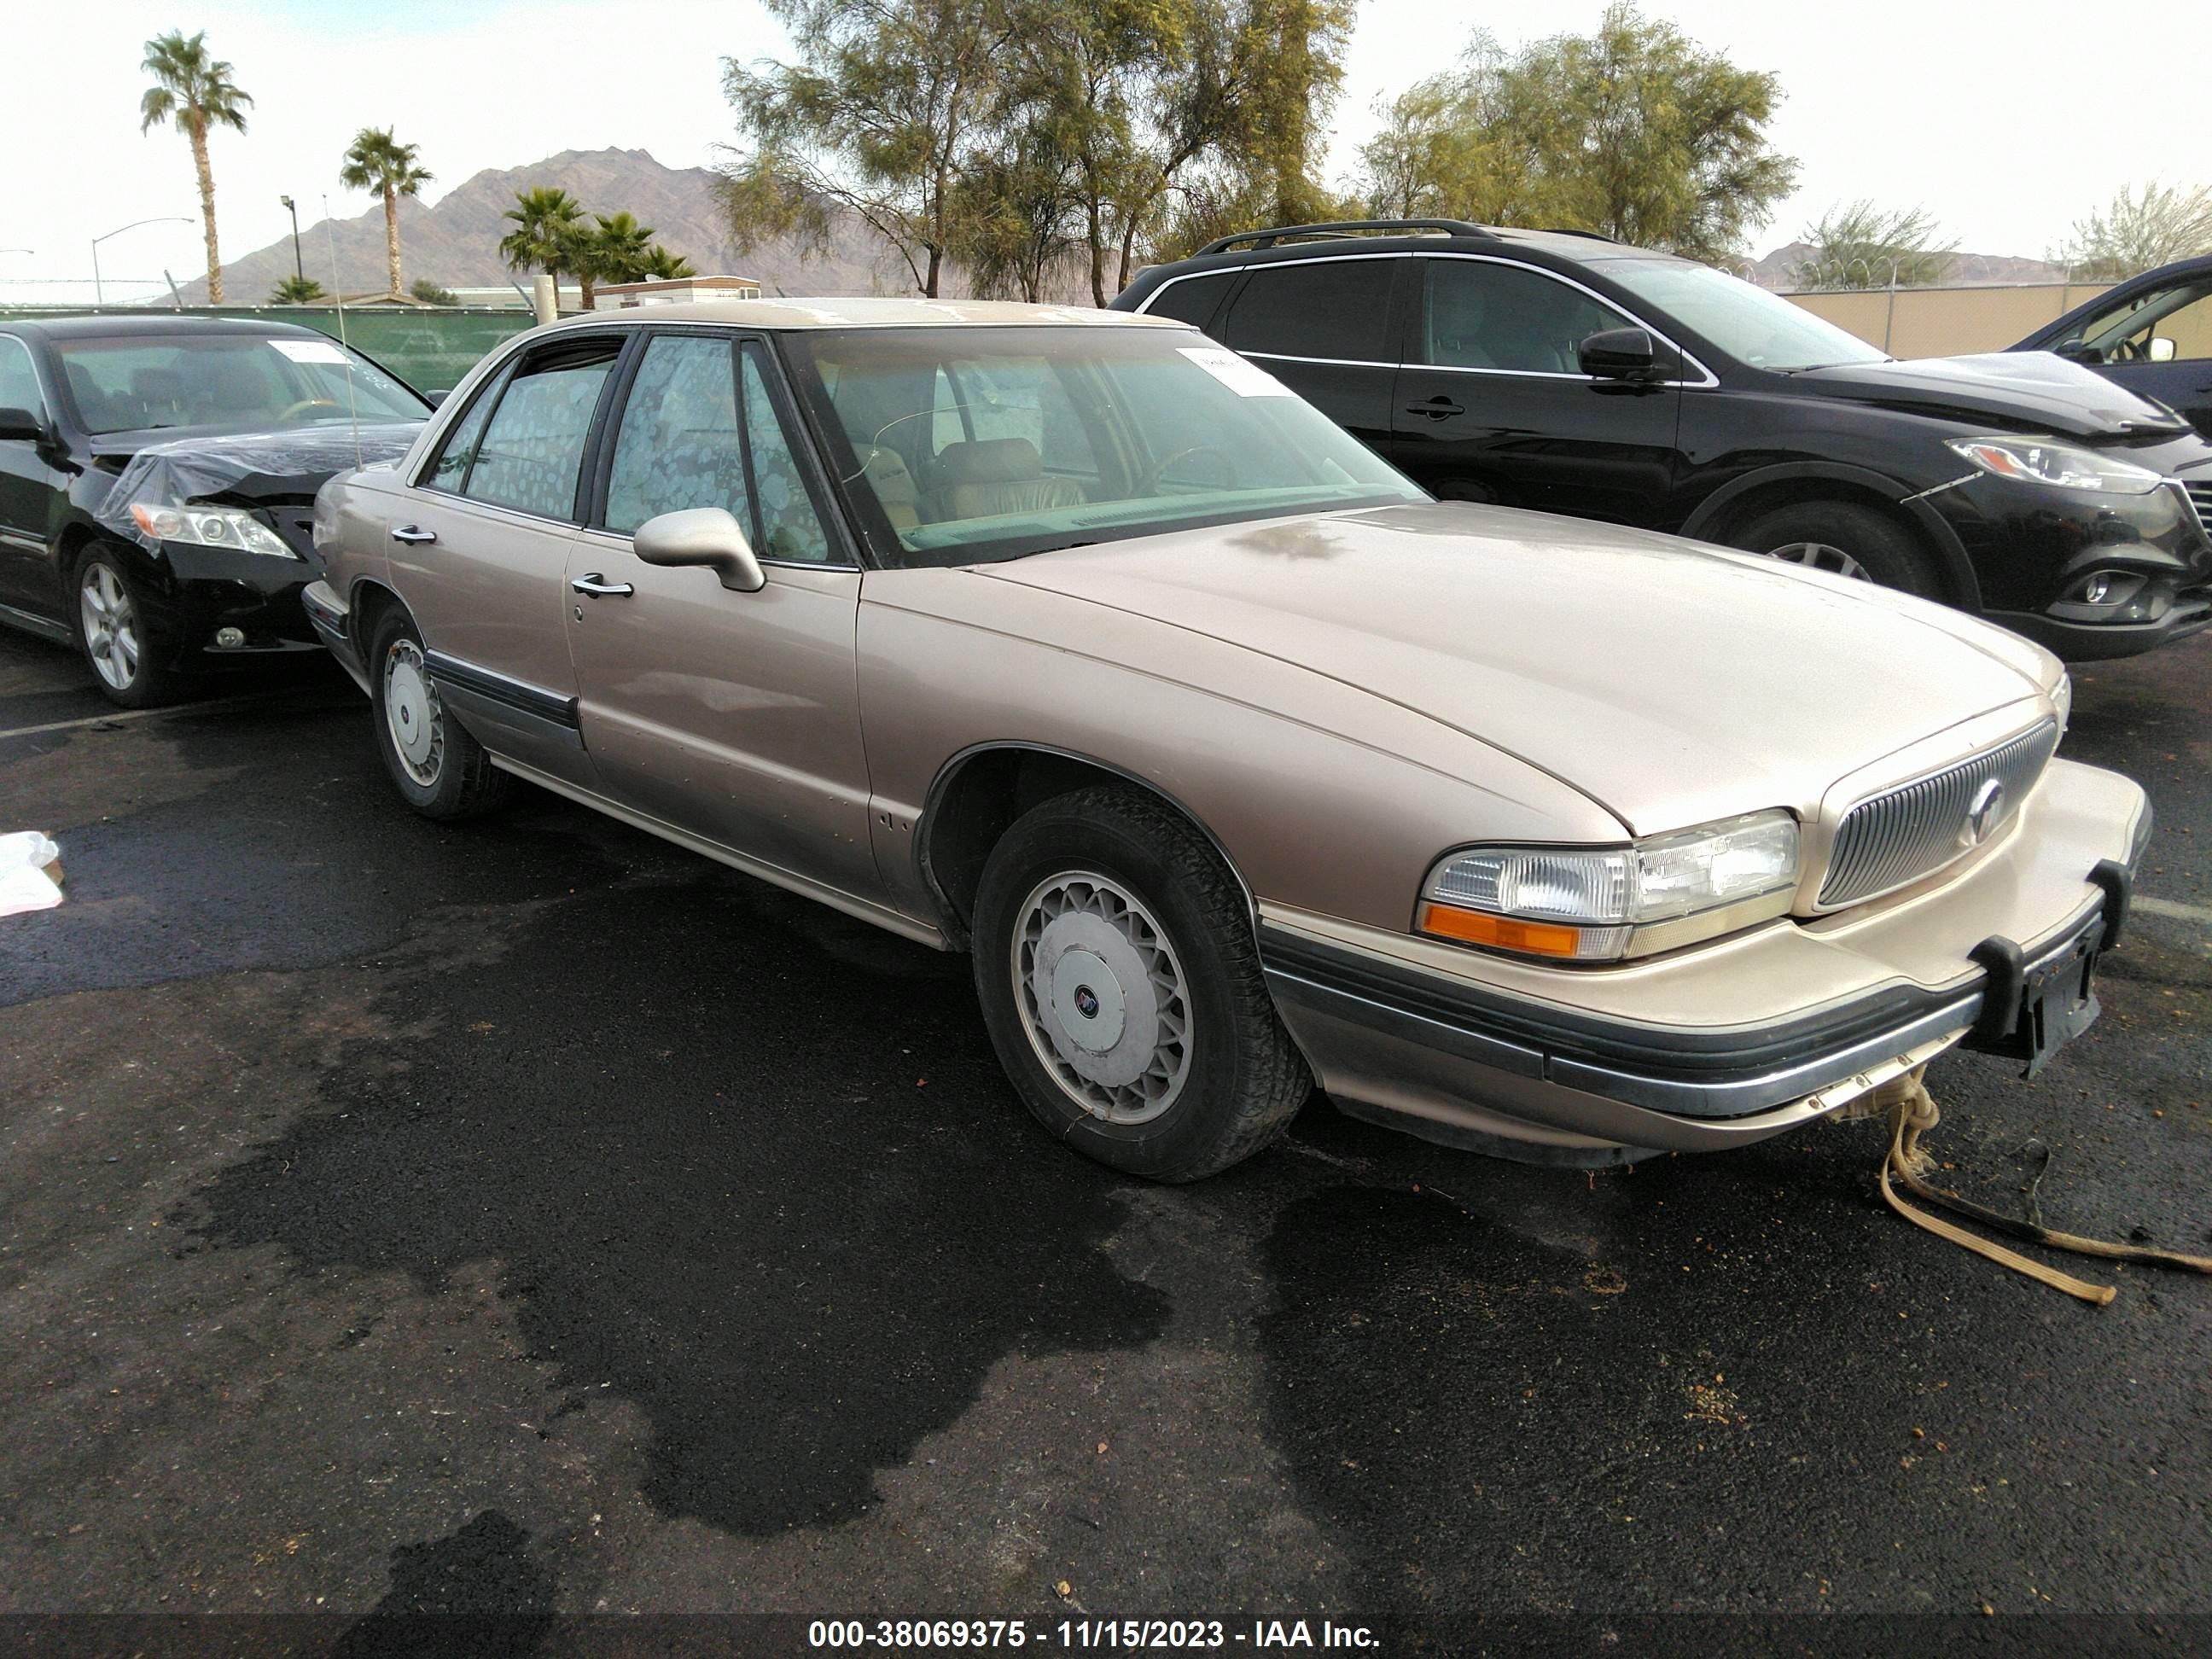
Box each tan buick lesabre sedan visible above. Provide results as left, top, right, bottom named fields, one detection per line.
left=305, top=300, right=2150, bottom=1180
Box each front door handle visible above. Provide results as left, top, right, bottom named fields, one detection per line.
left=570, top=573, right=635, bottom=597
left=1405, top=397, right=1465, bottom=419
left=390, top=524, right=437, bottom=544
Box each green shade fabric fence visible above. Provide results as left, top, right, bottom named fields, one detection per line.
left=0, top=306, right=538, bottom=395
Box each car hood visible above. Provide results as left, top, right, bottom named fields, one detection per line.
left=1786, top=352, right=2190, bottom=442
left=975, top=503, right=2055, bottom=835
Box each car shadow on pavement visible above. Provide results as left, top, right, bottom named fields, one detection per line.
left=182, top=869, right=1170, bottom=1537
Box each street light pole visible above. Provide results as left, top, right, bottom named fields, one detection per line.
left=280, top=195, right=303, bottom=282
left=90, top=217, right=195, bottom=308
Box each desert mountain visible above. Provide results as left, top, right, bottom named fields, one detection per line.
left=187, top=147, right=909, bottom=304
left=1749, top=240, right=2069, bottom=288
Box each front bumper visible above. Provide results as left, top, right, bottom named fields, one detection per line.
left=1260, top=758, right=2150, bottom=1164
left=142, top=539, right=323, bottom=669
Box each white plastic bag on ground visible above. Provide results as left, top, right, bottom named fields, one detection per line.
left=0, top=831, right=64, bottom=917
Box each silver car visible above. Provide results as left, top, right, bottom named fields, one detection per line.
left=306, top=300, right=2149, bottom=1180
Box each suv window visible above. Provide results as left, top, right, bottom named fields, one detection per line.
left=0, top=336, right=44, bottom=420
left=2075, top=279, right=2212, bottom=363
left=1221, top=259, right=1394, bottom=362
left=1422, top=259, right=1628, bottom=375
left=1144, top=271, right=1236, bottom=332
left=463, top=337, right=620, bottom=519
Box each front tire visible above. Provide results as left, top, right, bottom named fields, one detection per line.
left=74, top=546, right=181, bottom=707
left=1731, top=499, right=1941, bottom=597
left=971, top=786, right=1313, bottom=1182
left=368, top=608, right=510, bottom=820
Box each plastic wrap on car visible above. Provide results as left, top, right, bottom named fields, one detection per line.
left=94, top=423, right=422, bottom=552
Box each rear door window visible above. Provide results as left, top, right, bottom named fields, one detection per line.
left=1220, top=259, right=1394, bottom=362
left=463, top=337, right=621, bottom=520
left=1144, top=271, right=1237, bottom=333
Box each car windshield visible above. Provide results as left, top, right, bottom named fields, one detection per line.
left=780, top=324, right=1427, bottom=567
left=1593, top=259, right=1890, bottom=372
left=53, top=333, right=429, bottom=434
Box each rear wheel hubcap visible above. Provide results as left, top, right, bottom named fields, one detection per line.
left=383, top=639, right=445, bottom=787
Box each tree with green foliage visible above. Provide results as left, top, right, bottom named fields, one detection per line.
left=568, top=210, right=660, bottom=304
left=270, top=274, right=326, bottom=305
left=498, top=186, right=585, bottom=308
left=340, top=127, right=433, bottom=299
left=641, top=246, right=698, bottom=281
left=140, top=30, right=253, bottom=304
left=409, top=277, right=458, bottom=306
left=720, top=0, right=1016, bottom=297
left=1353, top=6, right=1796, bottom=261
left=2057, top=182, right=2212, bottom=279
left=1791, top=201, right=1955, bottom=289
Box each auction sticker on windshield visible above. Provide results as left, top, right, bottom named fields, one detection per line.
left=270, top=337, right=350, bottom=364
left=1178, top=346, right=1291, bottom=397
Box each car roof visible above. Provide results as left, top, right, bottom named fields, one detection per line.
left=534, top=296, right=1196, bottom=333
left=1138, top=225, right=1685, bottom=279
left=0, top=312, right=330, bottom=341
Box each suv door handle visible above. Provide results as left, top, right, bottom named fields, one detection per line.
left=389, top=524, right=437, bottom=544
left=570, top=573, right=635, bottom=597
left=1405, top=397, right=1465, bottom=419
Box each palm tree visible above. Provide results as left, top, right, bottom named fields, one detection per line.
left=572, top=211, right=658, bottom=304
left=270, top=274, right=326, bottom=304
left=498, top=186, right=585, bottom=311
left=139, top=31, right=252, bottom=304
left=642, top=246, right=698, bottom=281
left=339, top=127, right=432, bottom=299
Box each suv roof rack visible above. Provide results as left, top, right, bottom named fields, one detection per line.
left=1194, top=219, right=1495, bottom=256
left=1535, top=227, right=1617, bottom=242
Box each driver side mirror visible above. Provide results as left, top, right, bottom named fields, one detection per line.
left=1579, top=328, right=1663, bottom=381
left=633, top=506, right=765, bottom=593
left=0, top=405, right=49, bottom=444
left=2148, top=336, right=2178, bottom=364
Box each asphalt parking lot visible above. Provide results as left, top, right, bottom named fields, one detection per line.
left=1, top=622, right=2208, bottom=1649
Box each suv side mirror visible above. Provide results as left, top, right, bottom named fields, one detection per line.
left=633, top=506, right=765, bottom=592
left=2148, top=336, right=2178, bottom=364
left=0, top=405, right=47, bottom=443
left=1580, top=328, right=1661, bottom=381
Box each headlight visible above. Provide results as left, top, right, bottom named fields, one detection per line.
left=2051, top=670, right=2073, bottom=734
left=129, top=502, right=299, bottom=559
left=1418, top=809, right=1800, bottom=962
left=1945, top=437, right=2163, bottom=496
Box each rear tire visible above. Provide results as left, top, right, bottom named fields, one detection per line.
left=368, top=608, right=510, bottom=820
left=73, top=545, right=183, bottom=708
left=1731, top=500, right=1941, bottom=597
left=971, top=785, right=1313, bottom=1182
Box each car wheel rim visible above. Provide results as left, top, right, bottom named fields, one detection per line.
left=382, top=638, right=445, bottom=787
left=1762, top=540, right=1871, bottom=581
left=1012, top=870, right=1192, bottom=1127
left=79, top=563, right=139, bottom=690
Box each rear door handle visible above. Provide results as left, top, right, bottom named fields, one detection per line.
left=390, top=524, right=437, bottom=544
left=570, top=573, right=635, bottom=597
left=1405, top=397, right=1465, bottom=419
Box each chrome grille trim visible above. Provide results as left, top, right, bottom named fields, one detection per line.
left=2181, top=480, right=2212, bottom=533
left=1819, top=720, right=2060, bottom=909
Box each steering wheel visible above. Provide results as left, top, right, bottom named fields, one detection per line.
left=1143, top=444, right=1237, bottom=493
left=278, top=398, right=341, bottom=422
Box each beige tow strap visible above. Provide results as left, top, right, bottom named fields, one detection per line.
left=1872, top=1068, right=2212, bottom=1307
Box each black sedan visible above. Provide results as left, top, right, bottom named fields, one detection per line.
left=2011, top=254, right=2212, bottom=439
left=0, top=314, right=428, bottom=705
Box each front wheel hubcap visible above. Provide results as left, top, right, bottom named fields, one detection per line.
left=79, top=563, right=140, bottom=690
left=1761, top=540, right=1871, bottom=581
left=1014, top=871, right=1191, bottom=1126
left=382, top=639, right=445, bottom=787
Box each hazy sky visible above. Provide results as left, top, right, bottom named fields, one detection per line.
left=5, top=0, right=2204, bottom=303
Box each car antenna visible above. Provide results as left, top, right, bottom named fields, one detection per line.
left=321, top=195, right=363, bottom=469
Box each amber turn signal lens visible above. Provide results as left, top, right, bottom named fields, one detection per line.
left=1417, top=902, right=1583, bottom=958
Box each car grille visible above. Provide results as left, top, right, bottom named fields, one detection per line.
left=2182, top=480, right=2212, bottom=533
left=1819, top=720, right=2061, bottom=909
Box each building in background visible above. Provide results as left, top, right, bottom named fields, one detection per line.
left=596, top=274, right=762, bottom=308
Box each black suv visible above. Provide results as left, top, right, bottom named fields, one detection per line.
left=1113, top=220, right=2212, bottom=661
left=0, top=314, right=428, bottom=705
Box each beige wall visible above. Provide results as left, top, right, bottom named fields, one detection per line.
left=1784, top=282, right=2113, bottom=358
